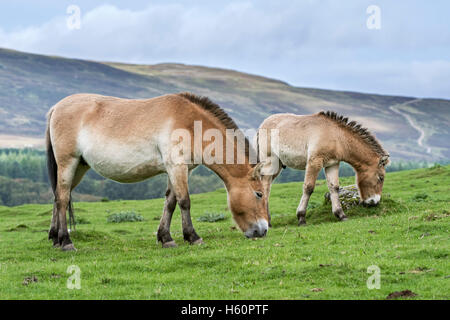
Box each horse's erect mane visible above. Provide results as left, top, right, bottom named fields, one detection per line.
left=177, top=92, right=256, bottom=166
left=318, top=111, right=387, bottom=156
left=178, top=92, right=240, bottom=131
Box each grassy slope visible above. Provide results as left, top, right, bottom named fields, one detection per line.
left=0, top=166, right=449, bottom=300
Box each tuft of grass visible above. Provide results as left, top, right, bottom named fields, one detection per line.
left=74, top=216, right=91, bottom=225
left=197, top=212, right=226, bottom=222
left=412, top=193, right=429, bottom=202
left=106, top=211, right=144, bottom=223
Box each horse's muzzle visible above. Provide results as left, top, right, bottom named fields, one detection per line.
left=362, top=194, right=381, bottom=207
left=245, top=219, right=268, bottom=238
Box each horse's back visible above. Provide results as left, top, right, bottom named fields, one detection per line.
left=49, top=93, right=189, bottom=138
left=259, top=113, right=331, bottom=169
left=48, top=93, right=187, bottom=182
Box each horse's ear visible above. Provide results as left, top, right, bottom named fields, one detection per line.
left=379, top=154, right=390, bottom=167
left=251, top=162, right=264, bottom=180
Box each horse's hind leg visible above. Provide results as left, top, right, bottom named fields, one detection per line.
left=324, top=164, right=347, bottom=221
left=157, top=179, right=178, bottom=248
left=49, top=162, right=88, bottom=248
left=166, top=164, right=203, bottom=245
left=49, top=204, right=59, bottom=247
left=55, top=158, right=79, bottom=251
left=296, top=158, right=322, bottom=226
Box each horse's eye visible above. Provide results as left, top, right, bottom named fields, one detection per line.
left=255, top=191, right=263, bottom=199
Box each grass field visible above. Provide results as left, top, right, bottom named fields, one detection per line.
left=0, top=165, right=449, bottom=299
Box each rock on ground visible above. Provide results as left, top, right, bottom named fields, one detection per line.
left=324, top=185, right=360, bottom=210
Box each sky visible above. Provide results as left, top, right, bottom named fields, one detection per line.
left=0, top=0, right=449, bottom=99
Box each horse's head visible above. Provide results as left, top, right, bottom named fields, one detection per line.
left=228, top=162, right=270, bottom=238
left=356, top=154, right=390, bottom=206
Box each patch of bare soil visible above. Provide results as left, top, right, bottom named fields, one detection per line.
left=23, top=276, right=38, bottom=286
left=386, top=290, right=418, bottom=299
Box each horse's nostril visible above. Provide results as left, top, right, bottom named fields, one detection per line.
left=262, top=229, right=267, bottom=236
left=253, top=229, right=258, bottom=236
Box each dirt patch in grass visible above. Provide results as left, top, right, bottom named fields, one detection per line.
left=22, top=276, right=38, bottom=286
left=7, top=224, right=29, bottom=232
left=386, top=290, right=417, bottom=299
left=424, top=210, right=450, bottom=221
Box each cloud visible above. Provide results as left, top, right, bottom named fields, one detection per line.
left=0, top=1, right=449, bottom=99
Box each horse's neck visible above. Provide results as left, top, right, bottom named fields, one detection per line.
left=340, top=135, right=377, bottom=172
left=200, top=125, right=252, bottom=187
left=206, top=163, right=249, bottom=188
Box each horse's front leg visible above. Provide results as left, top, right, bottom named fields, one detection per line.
left=296, top=159, right=322, bottom=226
left=261, top=161, right=282, bottom=227
left=325, top=164, right=347, bottom=221
left=157, top=179, right=178, bottom=248
left=166, top=164, right=203, bottom=245
left=261, top=174, right=273, bottom=227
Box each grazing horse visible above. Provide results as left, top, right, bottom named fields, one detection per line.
left=257, top=111, right=389, bottom=226
left=46, top=92, right=269, bottom=251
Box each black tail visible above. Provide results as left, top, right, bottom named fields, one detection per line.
left=46, top=119, right=57, bottom=196
left=46, top=111, right=75, bottom=230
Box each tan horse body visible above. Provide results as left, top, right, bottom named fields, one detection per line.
left=46, top=93, right=269, bottom=250
left=258, top=111, right=389, bottom=225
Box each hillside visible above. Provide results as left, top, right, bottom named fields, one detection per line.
left=0, top=165, right=448, bottom=299
left=0, top=48, right=449, bottom=160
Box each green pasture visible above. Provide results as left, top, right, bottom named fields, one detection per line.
left=0, top=165, right=449, bottom=299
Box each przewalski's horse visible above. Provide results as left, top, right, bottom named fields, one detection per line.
left=46, top=93, right=269, bottom=251
left=257, top=111, right=389, bottom=226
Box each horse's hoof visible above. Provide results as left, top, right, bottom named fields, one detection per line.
left=53, top=243, right=61, bottom=248
left=162, top=241, right=178, bottom=248
left=61, top=243, right=77, bottom=251
left=340, top=217, right=348, bottom=222
left=191, top=238, right=204, bottom=245
left=298, top=220, right=307, bottom=227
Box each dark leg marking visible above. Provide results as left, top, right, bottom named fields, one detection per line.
left=157, top=186, right=177, bottom=248
left=178, top=197, right=202, bottom=244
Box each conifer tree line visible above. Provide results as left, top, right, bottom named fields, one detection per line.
left=0, top=148, right=444, bottom=207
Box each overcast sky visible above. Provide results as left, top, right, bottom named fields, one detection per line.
left=0, top=1, right=449, bottom=99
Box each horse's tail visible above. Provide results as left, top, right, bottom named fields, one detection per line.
left=68, top=196, right=75, bottom=231
left=46, top=109, right=57, bottom=196
left=46, top=109, right=76, bottom=230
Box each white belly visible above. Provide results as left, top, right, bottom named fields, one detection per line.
left=276, top=141, right=308, bottom=170
left=77, top=129, right=165, bottom=183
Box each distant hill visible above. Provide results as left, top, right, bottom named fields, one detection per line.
left=0, top=48, right=449, bottom=160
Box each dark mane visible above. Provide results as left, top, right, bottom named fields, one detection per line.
left=318, top=111, right=387, bottom=156
left=178, top=92, right=256, bottom=165
left=178, top=92, right=240, bottom=130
